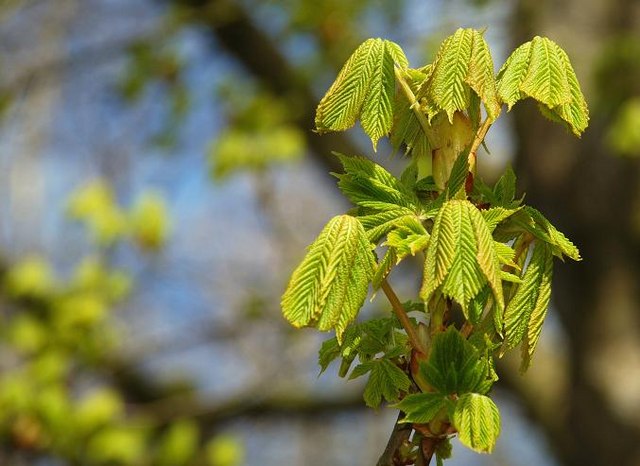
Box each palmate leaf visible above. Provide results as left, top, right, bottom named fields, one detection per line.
left=315, top=39, right=409, bottom=149
left=318, top=317, right=409, bottom=375
left=315, top=39, right=380, bottom=133
left=496, top=36, right=589, bottom=136
left=361, top=41, right=407, bottom=149
left=452, top=393, right=501, bottom=453
left=420, top=327, right=493, bottom=395
left=335, top=154, right=419, bottom=210
left=417, top=28, right=500, bottom=123
left=369, top=216, right=428, bottom=289
left=335, top=154, right=425, bottom=244
left=420, top=200, right=503, bottom=314
left=503, top=242, right=553, bottom=358
left=350, top=359, right=411, bottom=408
left=281, top=215, right=376, bottom=343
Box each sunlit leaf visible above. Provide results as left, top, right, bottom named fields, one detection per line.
left=316, top=39, right=408, bottom=149
left=417, top=28, right=500, bottom=122
left=335, top=154, right=419, bottom=210
left=452, top=393, right=501, bottom=453
left=511, top=207, right=581, bottom=260
left=503, top=242, right=553, bottom=362
left=420, top=200, right=503, bottom=314
left=384, top=216, right=430, bottom=261
left=497, top=36, right=589, bottom=136
left=420, top=327, right=492, bottom=395
left=281, top=215, right=376, bottom=342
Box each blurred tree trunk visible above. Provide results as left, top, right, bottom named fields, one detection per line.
left=511, top=0, right=640, bottom=465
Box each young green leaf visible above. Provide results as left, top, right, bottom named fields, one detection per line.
left=420, top=200, right=503, bottom=314
left=493, top=166, right=519, bottom=207
left=421, top=200, right=478, bottom=307
left=315, top=39, right=409, bottom=149
left=317, top=317, right=409, bottom=376
left=469, top=285, right=492, bottom=324
left=318, top=337, right=341, bottom=373
left=361, top=42, right=397, bottom=149
left=335, top=154, right=419, bottom=211
left=496, top=36, right=589, bottom=136
left=358, top=210, right=417, bottom=243
left=417, top=28, right=500, bottom=122
left=503, top=242, right=553, bottom=352
left=281, top=215, right=375, bottom=342
left=384, top=216, right=430, bottom=262
left=420, top=327, right=492, bottom=395
left=452, top=393, right=501, bottom=453
left=315, top=39, right=380, bottom=133
left=520, top=244, right=554, bottom=371
left=445, top=150, right=472, bottom=200
left=511, top=207, right=581, bottom=260
left=481, top=207, right=521, bottom=232
left=540, top=53, right=589, bottom=137
left=394, top=392, right=448, bottom=424
left=350, top=359, right=411, bottom=408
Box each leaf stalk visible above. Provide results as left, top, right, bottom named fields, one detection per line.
left=381, top=279, right=428, bottom=356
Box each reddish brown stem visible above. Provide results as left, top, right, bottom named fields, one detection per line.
left=418, top=437, right=437, bottom=465
left=381, top=279, right=428, bottom=356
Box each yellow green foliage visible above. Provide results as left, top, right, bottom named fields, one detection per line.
left=130, top=191, right=171, bottom=251
left=206, top=434, right=244, bottom=466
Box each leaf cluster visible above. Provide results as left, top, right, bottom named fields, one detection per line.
left=395, top=328, right=500, bottom=453
left=282, top=28, right=589, bottom=463
left=318, top=317, right=411, bottom=408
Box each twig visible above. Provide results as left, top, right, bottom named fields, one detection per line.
left=468, top=117, right=492, bottom=160
left=381, top=279, right=428, bottom=355
left=466, top=117, right=492, bottom=177
left=376, top=411, right=412, bottom=466
left=420, top=437, right=437, bottom=465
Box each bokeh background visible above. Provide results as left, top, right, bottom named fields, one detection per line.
left=0, top=0, right=639, bottom=465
